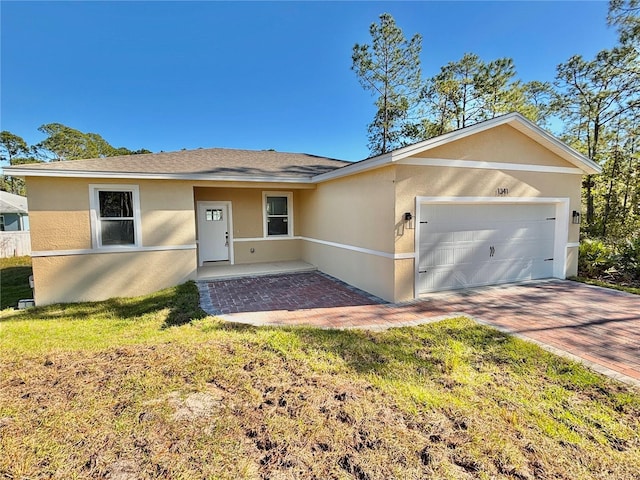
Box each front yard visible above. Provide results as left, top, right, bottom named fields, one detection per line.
left=1, top=278, right=638, bottom=479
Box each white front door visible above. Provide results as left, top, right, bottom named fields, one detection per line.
left=197, top=202, right=230, bottom=265
left=417, top=203, right=556, bottom=294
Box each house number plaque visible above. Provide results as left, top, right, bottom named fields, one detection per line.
left=496, top=188, right=509, bottom=196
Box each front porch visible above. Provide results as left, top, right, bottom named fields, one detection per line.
left=196, top=260, right=316, bottom=281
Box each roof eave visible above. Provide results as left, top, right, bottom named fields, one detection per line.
left=311, top=152, right=394, bottom=182
left=3, top=168, right=317, bottom=184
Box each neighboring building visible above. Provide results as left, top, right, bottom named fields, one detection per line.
left=0, top=191, right=29, bottom=232
left=4, top=113, right=601, bottom=305
left=0, top=191, right=31, bottom=258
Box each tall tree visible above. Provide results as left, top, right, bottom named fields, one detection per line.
left=352, top=13, right=423, bottom=155
left=37, top=123, right=150, bottom=161
left=37, top=123, right=117, bottom=161
left=609, top=0, right=640, bottom=45
left=434, top=53, right=485, bottom=129
left=0, top=131, right=42, bottom=195
left=554, top=47, right=640, bottom=230
left=419, top=54, right=552, bottom=136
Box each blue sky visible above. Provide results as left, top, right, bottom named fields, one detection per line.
left=1, top=1, right=618, bottom=162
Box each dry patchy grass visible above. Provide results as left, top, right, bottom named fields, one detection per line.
left=1, top=282, right=639, bottom=479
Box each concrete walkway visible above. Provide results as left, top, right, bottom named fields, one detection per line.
left=198, top=273, right=640, bottom=386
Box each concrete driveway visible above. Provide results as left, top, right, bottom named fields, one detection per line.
left=198, top=273, right=640, bottom=386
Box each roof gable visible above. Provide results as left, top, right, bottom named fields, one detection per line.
left=313, top=113, right=602, bottom=182
left=391, top=113, right=601, bottom=173
left=410, top=123, right=573, bottom=168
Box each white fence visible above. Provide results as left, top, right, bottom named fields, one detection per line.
left=0, top=231, right=32, bottom=258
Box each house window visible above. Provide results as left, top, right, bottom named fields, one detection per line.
left=263, top=192, right=293, bottom=236
left=90, top=185, right=141, bottom=248
left=206, top=209, right=223, bottom=221
left=0, top=215, right=4, bottom=232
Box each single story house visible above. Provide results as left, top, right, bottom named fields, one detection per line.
left=5, top=113, right=601, bottom=306
left=0, top=191, right=30, bottom=232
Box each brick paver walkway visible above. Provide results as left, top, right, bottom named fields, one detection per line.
left=198, top=273, right=640, bottom=386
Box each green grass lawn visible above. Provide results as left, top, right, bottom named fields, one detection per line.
left=570, top=275, right=640, bottom=295
left=1, top=281, right=638, bottom=479
left=0, top=256, right=33, bottom=309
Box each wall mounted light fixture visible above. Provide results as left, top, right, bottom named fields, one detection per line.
left=404, top=212, right=413, bottom=222
left=572, top=210, right=581, bottom=224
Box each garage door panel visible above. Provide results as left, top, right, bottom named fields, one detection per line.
left=418, top=203, right=556, bottom=294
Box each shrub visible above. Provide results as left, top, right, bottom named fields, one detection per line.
left=579, top=238, right=640, bottom=285
left=578, top=239, right=615, bottom=278
left=617, top=238, right=640, bottom=282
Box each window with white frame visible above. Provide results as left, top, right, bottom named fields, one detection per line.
left=263, top=192, right=292, bottom=236
left=90, top=185, right=141, bottom=248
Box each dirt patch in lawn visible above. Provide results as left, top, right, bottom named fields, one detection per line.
left=1, top=318, right=639, bottom=479
left=165, top=388, right=226, bottom=421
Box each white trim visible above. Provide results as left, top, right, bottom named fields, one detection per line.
left=399, top=157, right=583, bottom=174
left=8, top=168, right=316, bottom=183
left=311, top=154, right=392, bottom=183
left=233, top=235, right=415, bottom=259
left=415, top=196, right=570, bottom=205
left=414, top=196, right=571, bottom=298
left=300, top=236, right=414, bottom=260
left=263, top=191, right=294, bottom=238
left=89, top=184, right=142, bottom=249
left=197, top=201, right=234, bottom=266
left=31, top=244, right=197, bottom=257
left=566, top=242, right=580, bottom=248
left=394, top=252, right=416, bottom=260
left=234, top=236, right=302, bottom=242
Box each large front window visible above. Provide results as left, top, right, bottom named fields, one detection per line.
left=264, top=192, right=292, bottom=237
left=90, top=185, right=141, bottom=248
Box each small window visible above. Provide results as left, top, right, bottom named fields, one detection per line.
left=206, top=209, right=223, bottom=221
left=263, top=192, right=292, bottom=237
left=90, top=185, right=141, bottom=248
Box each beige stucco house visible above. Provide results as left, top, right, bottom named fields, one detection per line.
left=5, top=113, right=601, bottom=306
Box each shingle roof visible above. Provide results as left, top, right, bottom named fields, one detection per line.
left=7, top=148, right=350, bottom=180
left=0, top=191, right=28, bottom=214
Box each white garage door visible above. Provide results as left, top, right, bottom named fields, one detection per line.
left=417, top=203, right=556, bottom=294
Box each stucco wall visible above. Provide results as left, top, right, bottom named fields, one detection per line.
left=234, top=239, right=302, bottom=264
left=418, top=124, right=572, bottom=167
left=297, top=166, right=398, bottom=301
left=298, top=166, right=396, bottom=252
left=27, top=177, right=93, bottom=250
left=26, top=177, right=198, bottom=305
left=32, top=249, right=196, bottom=305
left=27, top=177, right=197, bottom=250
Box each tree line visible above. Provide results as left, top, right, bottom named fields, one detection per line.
left=0, top=124, right=150, bottom=195
left=352, top=1, right=639, bottom=247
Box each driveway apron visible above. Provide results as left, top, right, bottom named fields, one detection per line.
left=198, top=273, right=640, bottom=386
